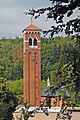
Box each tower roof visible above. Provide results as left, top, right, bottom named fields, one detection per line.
left=22, top=24, right=42, bottom=32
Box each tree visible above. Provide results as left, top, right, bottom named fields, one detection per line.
left=8, top=79, right=23, bottom=99
left=41, top=37, right=75, bottom=81
left=0, top=38, right=23, bottom=80
left=0, top=77, right=18, bottom=120
left=25, top=0, right=80, bottom=37
left=72, top=38, right=80, bottom=103
left=56, top=39, right=80, bottom=104
left=25, top=1, right=80, bottom=104
left=0, top=91, right=18, bottom=120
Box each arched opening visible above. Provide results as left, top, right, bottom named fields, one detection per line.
left=34, top=38, right=37, bottom=46
left=29, top=38, right=32, bottom=46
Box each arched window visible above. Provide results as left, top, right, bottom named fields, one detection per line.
left=33, top=38, right=37, bottom=46
left=29, top=38, right=32, bottom=46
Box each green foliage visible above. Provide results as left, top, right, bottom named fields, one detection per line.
left=41, top=37, right=75, bottom=81
left=0, top=77, right=18, bottom=120
left=41, top=37, right=80, bottom=105
left=0, top=38, right=23, bottom=80
left=57, top=38, right=80, bottom=104
left=7, top=80, right=23, bottom=99
left=0, top=91, right=18, bottom=120
left=50, top=69, right=58, bottom=86
left=41, top=80, right=47, bottom=90
left=0, top=36, right=79, bottom=106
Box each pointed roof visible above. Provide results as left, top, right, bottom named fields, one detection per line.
left=41, top=86, right=71, bottom=97
left=23, top=24, right=42, bottom=32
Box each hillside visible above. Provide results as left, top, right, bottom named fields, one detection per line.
left=0, top=37, right=79, bottom=104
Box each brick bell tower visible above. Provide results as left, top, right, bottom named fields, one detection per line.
left=22, top=24, right=42, bottom=107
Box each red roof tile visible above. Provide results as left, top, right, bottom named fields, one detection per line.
left=23, top=24, right=42, bottom=31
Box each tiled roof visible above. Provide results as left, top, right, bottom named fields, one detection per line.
left=41, top=87, right=59, bottom=97
left=41, top=87, right=71, bottom=97
left=23, top=24, right=42, bottom=31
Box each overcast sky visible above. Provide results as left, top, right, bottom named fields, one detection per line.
left=0, top=0, right=79, bottom=38
left=0, top=0, right=52, bottom=38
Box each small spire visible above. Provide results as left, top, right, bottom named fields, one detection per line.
left=47, top=77, right=50, bottom=87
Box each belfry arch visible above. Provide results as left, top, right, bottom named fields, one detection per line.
left=33, top=38, right=37, bottom=46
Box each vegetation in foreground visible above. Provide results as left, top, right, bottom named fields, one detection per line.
left=0, top=36, right=80, bottom=119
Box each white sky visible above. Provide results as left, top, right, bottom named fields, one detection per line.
left=0, top=0, right=51, bottom=38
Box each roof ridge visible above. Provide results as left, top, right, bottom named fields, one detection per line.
left=23, top=24, right=42, bottom=31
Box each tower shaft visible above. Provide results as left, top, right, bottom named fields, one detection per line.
left=23, top=24, right=42, bottom=106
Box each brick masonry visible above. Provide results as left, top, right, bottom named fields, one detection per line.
left=23, top=24, right=42, bottom=107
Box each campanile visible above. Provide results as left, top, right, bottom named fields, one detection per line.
left=22, top=24, right=42, bottom=107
